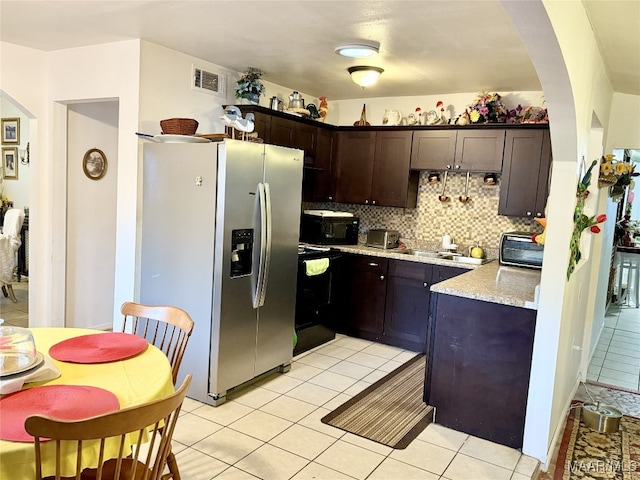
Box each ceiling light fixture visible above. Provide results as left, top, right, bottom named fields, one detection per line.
left=348, top=66, right=384, bottom=88
left=334, top=42, right=379, bottom=58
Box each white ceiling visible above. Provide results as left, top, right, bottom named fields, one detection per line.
left=0, top=1, right=638, bottom=101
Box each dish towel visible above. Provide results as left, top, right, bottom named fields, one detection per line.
left=305, top=258, right=329, bottom=276
left=0, top=355, right=61, bottom=395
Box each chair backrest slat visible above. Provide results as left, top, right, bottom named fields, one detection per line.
left=120, top=302, right=194, bottom=385
left=26, top=375, right=192, bottom=480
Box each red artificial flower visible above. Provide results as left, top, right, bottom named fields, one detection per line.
left=590, top=225, right=601, bottom=234
left=596, top=214, right=607, bottom=223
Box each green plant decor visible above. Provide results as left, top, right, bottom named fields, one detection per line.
left=567, top=159, right=607, bottom=280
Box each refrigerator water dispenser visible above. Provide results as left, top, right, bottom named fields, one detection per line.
left=231, top=229, right=253, bottom=277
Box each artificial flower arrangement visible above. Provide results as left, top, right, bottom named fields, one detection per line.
left=467, top=92, right=509, bottom=123
left=598, top=153, right=638, bottom=200
left=235, top=67, right=265, bottom=102
left=567, top=159, right=607, bottom=280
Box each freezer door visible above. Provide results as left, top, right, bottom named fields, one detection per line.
left=255, top=144, right=304, bottom=375
left=210, top=140, right=265, bottom=395
left=140, top=142, right=218, bottom=403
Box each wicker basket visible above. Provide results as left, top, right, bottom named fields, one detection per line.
left=160, top=118, right=199, bottom=135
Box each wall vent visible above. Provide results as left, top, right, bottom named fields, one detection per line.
left=192, top=65, right=226, bottom=97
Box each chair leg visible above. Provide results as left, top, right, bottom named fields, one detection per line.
left=163, top=451, right=181, bottom=480
left=6, top=285, right=17, bottom=303
left=1, top=285, right=7, bottom=298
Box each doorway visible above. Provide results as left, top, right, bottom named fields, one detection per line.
left=65, top=101, right=118, bottom=329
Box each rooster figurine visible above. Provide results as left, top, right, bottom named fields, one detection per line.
left=318, top=96, right=328, bottom=122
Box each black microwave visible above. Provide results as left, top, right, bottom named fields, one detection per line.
left=499, top=232, right=544, bottom=269
left=300, top=213, right=360, bottom=245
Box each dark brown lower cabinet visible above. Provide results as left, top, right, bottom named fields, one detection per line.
left=343, top=256, right=466, bottom=352
left=424, top=293, right=536, bottom=449
left=383, top=260, right=432, bottom=351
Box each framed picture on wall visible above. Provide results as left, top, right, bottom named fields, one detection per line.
left=1, top=118, right=20, bottom=145
left=2, top=147, right=18, bottom=179
left=82, top=148, right=108, bottom=180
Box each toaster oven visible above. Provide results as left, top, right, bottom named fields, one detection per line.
left=499, top=232, right=544, bottom=269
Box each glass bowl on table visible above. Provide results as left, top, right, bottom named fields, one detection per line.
left=0, top=320, right=43, bottom=376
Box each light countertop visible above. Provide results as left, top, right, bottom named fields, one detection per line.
left=328, top=244, right=541, bottom=310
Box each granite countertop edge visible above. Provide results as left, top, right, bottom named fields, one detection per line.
left=330, top=245, right=541, bottom=310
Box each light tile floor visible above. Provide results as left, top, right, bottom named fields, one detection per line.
left=587, top=302, right=640, bottom=391
left=171, top=335, right=539, bottom=480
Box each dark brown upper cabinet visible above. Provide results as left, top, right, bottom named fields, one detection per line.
left=498, top=129, right=552, bottom=217
left=411, top=129, right=505, bottom=172
left=335, top=130, right=418, bottom=208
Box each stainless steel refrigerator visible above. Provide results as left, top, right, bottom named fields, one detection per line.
left=140, top=140, right=303, bottom=405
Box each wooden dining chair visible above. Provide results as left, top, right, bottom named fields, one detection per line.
left=25, top=374, right=192, bottom=480
left=120, top=302, right=194, bottom=385
left=121, top=302, right=194, bottom=480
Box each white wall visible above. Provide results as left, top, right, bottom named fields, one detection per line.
left=331, top=91, right=545, bottom=127
left=606, top=93, right=640, bottom=151
left=65, top=102, right=118, bottom=330
left=1, top=43, right=48, bottom=326
left=505, top=0, right=616, bottom=465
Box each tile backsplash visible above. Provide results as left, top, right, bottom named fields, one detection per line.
left=304, top=171, right=542, bottom=258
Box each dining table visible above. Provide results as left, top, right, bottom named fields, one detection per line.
left=0, top=327, right=175, bottom=479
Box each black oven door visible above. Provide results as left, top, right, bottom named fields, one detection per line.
left=294, top=252, right=345, bottom=355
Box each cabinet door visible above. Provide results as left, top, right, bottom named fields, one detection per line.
left=294, top=122, right=317, bottom=165
left=371, top=131, right=414, bottom=207
left=308, top=128, right=335, bottom=202
left=426, top=294, right=536, bottom=449
left=383, top=260, right=432, bottom=351
left=269, top=116, right=296, bottom=147
left=534, top=130, right=552, bottom=216
left=410, top=130, right=457, bottom=170
left=335, top=131, right=376, bottom=204
left=431, top=265, right=468, bottom=284
left=345, top=255, right=387, bottom=341
left=498, top=129, right=547, bottom=217
left=454, top=129, right=505, bottom=172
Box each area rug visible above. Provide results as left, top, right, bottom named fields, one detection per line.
left=545, top=405, right=640, bottom=479
left=321, top=354, right=433, bottom=449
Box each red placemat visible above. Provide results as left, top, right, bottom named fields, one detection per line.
left=0, top=385, right=119, bottom=442
left=49, top=332, right=148, bottom=364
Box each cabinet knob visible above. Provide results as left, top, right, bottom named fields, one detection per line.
left=328, top=196, right=333, bottom=201
left=380, top=275, right=385, bottom=281
left=368, top=262, right=379, bottom=267
left=372, top=200, right=376, bottom=205
left=446, top=165, right=452, bottom=169
left=365, top=199, right=369, bottom=204
left=423, top=282, right=428, bottom=288
left=455, top=165, right=461, bottom=169
left=526, top=211, right=532, bottom=216
left=536, top=212, right=542, bottom=217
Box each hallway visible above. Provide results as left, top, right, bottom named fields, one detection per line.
left=587, top=302, right=640, bottom=392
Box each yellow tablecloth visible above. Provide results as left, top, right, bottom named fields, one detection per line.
left=0, top=327, right=175, bottom=479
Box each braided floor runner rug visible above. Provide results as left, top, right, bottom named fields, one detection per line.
left=321, top=354, right=434, bottom=449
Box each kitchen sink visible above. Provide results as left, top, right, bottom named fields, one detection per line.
left=398, top=249, right=491, bottom=265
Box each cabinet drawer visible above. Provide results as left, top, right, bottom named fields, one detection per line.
left=389, top=259, right=432, bottom=282
left=351, top=255, right=388, bottom=274
left=431, top=265, right=468, bottom=283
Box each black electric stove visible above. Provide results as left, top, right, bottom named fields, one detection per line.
left=294, top=244, right=345, bottom=355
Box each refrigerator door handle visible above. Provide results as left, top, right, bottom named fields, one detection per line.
left=258, top=182, right=273, bottom=307
left=253, top=182, right=268, bottom=309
